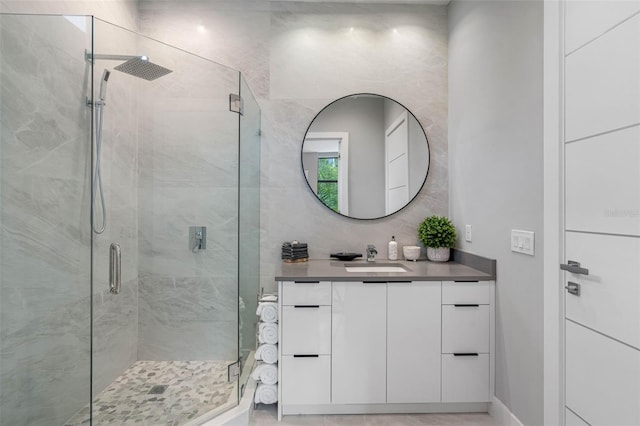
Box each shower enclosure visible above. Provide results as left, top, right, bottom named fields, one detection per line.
left=0, top=14, right=261, bottom=425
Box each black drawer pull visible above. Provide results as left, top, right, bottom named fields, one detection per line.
left=453, top=353, right=479, bottom=357
left=454, top=304, right=480, bottom=307
left=454, top=280, right=479, bottom=283
left=294, top=280, right=320, bottom=284
left=294, top=305, right=320, bottom=308
left=293, top=354, right=319, bottom=358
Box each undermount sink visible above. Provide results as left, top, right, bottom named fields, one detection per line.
left=344, top=263, right=410, bottom=273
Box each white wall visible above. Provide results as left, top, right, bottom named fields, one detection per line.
left=448, top=1, right=544, bottom=425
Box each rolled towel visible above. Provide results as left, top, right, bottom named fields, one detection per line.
left=251, top=362, right=278, bottom=385
left=255, top=343, right=278, bottom=364
left=256, top=302, right=278, bottom=323
left=258, top=322, right=278, bottom=345
left=254, top=383, right=278, bottom=405
left=259, top=294, right=278, bottom=302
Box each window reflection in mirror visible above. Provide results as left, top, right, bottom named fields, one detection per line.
left=301, top=94, right=430, bottom=220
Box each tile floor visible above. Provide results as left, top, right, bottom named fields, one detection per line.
left=250, top=404, right=498, bottom=425
left=65, top=360, right=236, bottom=426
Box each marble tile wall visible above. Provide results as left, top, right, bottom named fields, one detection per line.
left=0, top=12, right=142, bottom=424
left=136, top=38, right=241, bottom=361
left=90, top=18, right=140, bottom=396
left=0, top=15, right=93, bottom=426
left=0, top=0, right=138, bottom=31
left=137, top=1, right=449, bottom=295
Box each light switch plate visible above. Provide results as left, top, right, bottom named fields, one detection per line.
left=465, top=225, right=472, bottom=242
left=511, top=230, right=534, bottom=256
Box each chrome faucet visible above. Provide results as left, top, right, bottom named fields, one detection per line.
left=367, top=244, right=378, bottom=262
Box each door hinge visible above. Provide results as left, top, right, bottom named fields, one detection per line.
left=227, top=360, right=241, bottom=382
left=229, top=93, right=244, bottom=115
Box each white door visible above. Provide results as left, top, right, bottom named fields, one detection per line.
left=562, top=2, right=640, bottom=425
left=385, top=112, right=409, bottom=215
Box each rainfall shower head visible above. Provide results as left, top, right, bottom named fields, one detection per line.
left=114, top=56, right=172, bottom=81
left=86, top=51, right=173, bottom=81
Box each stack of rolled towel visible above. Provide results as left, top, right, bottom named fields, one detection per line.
left=281, top=241, right=308, bottom=263
left=254, top=295, right=279, bottom=405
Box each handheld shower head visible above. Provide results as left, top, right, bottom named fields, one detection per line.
left=99, top=69, right=111, bottom=102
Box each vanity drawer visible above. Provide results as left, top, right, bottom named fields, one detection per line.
left=281, top=306, right=331, bottom=355
left=281, top=281, right=332, bottom=306
left=281, top=355, right=331, bottom=405
left=442, top=305, right=490, bottom=354
left=442, top=281, right=490, bottom=305
left=442, top=353, right=490, bottom=402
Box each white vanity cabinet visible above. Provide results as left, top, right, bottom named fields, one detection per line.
left=441, top=281, right=493, bottom=403
left=279, top=281, right=332, bottom=406
left=277, top=278, right=495, bottom=418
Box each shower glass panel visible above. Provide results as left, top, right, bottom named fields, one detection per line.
left=238, top=74, right=261, bottom=391
left=0, top=14, right=93, bottom=426
left=81, top=18, right=242, bottom=425
left=0, top=14, right=256, bottom=425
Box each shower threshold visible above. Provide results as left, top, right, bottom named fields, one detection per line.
left=65, top=360, right=237, bottom=426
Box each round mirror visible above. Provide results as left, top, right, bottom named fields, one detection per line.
left=301, top=94, right=430, bottom=220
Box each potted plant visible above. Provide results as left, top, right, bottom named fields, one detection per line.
left=418, top=215, right=456, bottom=262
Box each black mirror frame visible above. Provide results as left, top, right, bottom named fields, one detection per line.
left=301, top=93, right=431, bottom=220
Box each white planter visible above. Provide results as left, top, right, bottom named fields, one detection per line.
left=427, top=247, right=450, bottom=262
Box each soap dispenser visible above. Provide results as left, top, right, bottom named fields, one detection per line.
left=388, top=236, right=398, bottom=261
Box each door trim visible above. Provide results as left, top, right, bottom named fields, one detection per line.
left=543, top=0, right=564, bottom=425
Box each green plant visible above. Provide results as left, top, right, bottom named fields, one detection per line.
left=418, top=216, right=456, bottom=248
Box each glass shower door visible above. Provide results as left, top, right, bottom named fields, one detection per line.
left=83, top=18, right=241, bottom=425
left=238, top=74, right=261, bottom=391
left=0, top=14, right=93, bottom=426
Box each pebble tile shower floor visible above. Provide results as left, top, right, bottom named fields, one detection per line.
left=65, top=360, right=236, bottom=425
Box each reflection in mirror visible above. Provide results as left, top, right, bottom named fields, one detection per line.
left=301, top=94, right=430, bottom=220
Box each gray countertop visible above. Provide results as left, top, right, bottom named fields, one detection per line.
left=275, top=257, right=495, bottom=282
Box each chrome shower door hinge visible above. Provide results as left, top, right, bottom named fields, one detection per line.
left=227, top=360, right=241, bottom=383
left=229, top=93, right=244, bottom=115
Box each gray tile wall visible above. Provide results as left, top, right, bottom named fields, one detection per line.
left=138, top=0, right=449, bottom=295
left=0, top=15, right=93, bottom=426
left=90, top=18, right=140, bottom=395
left=136, top=41, right=241, bottom=361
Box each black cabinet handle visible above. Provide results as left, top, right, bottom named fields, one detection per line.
left=293, top=354, right=319, bottom=358
left=294, top=305, right=320, bottom=308
left=294, top=280, right=320, bottom=284
left=453, top=353, right=479, bottom=356
left=454, top=304, right=480, bottom=307
left=454, top=280, right=479, bottom=283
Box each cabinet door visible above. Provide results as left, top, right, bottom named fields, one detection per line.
left=281, top=306, right=331, bottom=355
left=332, top=281, right=387, bottom=404
left=387, top=282, right=441, bottom=403
left=441, top=305, right=490, bottom=354
left=442, top=353, right=490, bottom=402
left=281, top=355, right=331, bottom=405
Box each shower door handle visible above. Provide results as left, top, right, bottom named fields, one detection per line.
left=110, top=243, right=121, bottom=294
